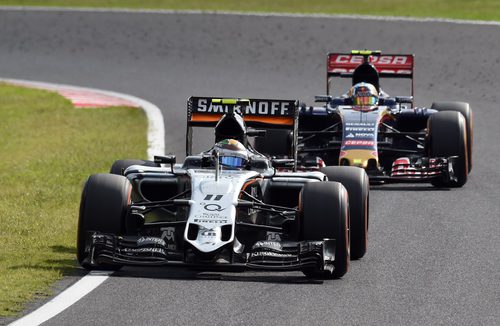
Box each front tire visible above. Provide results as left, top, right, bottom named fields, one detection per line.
left=431, top=102, right=473, bottom=172
left=321, top=166, right=369, bottom=260
left=427, top=111, right=468, bottom=187
left=77, top=173, right=132, bottom=270
left=300, top=182, right=350, bottom=279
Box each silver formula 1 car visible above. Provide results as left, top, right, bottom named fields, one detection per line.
left=77, top=97, right=369, bottom=279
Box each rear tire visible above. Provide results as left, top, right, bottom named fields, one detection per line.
left=77, top=174, right=132, bottom=270
left=110, top=159, right=159, bottom=175
left=300, top=182, right=350, bottom=279
left=321, top=166, right=369, bottom=260
left=427, top=111, right=468, bottom=187
left=431, top=102, right=473, bottom=172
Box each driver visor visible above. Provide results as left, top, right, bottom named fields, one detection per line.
left=219, top=156, right=246, bottom=168
left=353, top=95, right=378, bottom=106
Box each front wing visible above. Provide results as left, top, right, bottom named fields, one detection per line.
left=83, top=233, right=336, bottom=273
left=369, top=156, right=458, bottom=184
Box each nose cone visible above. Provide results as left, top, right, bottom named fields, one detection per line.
left=339, top=150, right=378, bottom=168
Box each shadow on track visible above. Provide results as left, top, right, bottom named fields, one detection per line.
left=370, top=185, right=451, bottom=191
left=110, top=266, right=325, bottom=285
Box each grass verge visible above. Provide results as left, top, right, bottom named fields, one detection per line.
left=0, top=0, right=499, bottom=21
left=0, top=83, right=147, bottom=316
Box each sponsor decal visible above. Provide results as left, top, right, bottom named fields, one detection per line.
left=204, top=203, right=225, bottom=211
left=266, top=231, right=281, bottom=241
left=160, top=227, right=176, bottom=250
left=345, top=126, right=375, bottom=131
left=328, top=54, right=413, bottom=75
left=333, top=55, right=409, bottom=65
left=345, top=122, right=375, bottom=126
left=195, top=99, right=291, bottom=116
left=344, top=140, right=375, bottom=146
left=121, top=247, right=167, bottom=255
left=353, top=133, right=375, bottom=138
left=137, top=237, right=166, bottom=247
left=195, top=213, right=223, bottom=219
left=194, top=219, right=228, bottom=224
left=204, top=194, right=224, bottom=201
left=253, top=241, right=282, bottom=250
left=346, top=133, right=355, bottom=138
left=160, top=227, right=175, bottom=242
left=250, top=252, right=295, bottom=258
left=201, top=230, right=217, bottom=237
left=193, top=212, right=229, bottom=224
left=198, top=227, right=221, bottom=245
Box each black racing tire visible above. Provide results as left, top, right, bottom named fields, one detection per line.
left=300, top=181, right=350, bottom=279
left=110, top=159, right=159, bottom=175
left=431, top=102, right=473, bottom=172
left=253, top=129, right=292, bottom=157
left=77, top=173, right=132, bottom=270
left=321, top=166, right=369, bottom=260
left=427, top=111, right=468, bottom=188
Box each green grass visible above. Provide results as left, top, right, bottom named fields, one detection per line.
left=0, top=0, right=499, bottom=21
left=0, top=84, right=147, bottom=316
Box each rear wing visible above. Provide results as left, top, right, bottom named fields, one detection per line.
left=186, top=97, right=299, bottom=158
left=326, top=50, right=415, bottom=96
left=187, top=97, right=298, bottom=128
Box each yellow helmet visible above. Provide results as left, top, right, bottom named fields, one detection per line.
left=349, top=82, right=379, bottom=106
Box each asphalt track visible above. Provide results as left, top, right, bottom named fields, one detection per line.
left=0, top=9, right=499, bottom=325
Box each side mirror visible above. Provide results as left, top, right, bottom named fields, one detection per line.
left=314, top=95, right=334, bottom=103
left=271, top=158, right=295, bottom=168
left=154, top=155, right=176, bottom=173
left=395, top=96, right=413, bottom=104
left=154, top=155, right=176, bottom=165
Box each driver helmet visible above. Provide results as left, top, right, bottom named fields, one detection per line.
left=349, top=82, right=379, bottom=106
left=214, top=139, right=249, bottom=169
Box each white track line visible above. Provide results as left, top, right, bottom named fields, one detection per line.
left=0, top=78, right=165, bottom=159
left=8, top=271, right=113, bottom=326
left=0, top=6, right=499, bottom=26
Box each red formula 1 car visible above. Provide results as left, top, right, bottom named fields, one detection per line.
left=258, top=50, right=473, bottom=187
